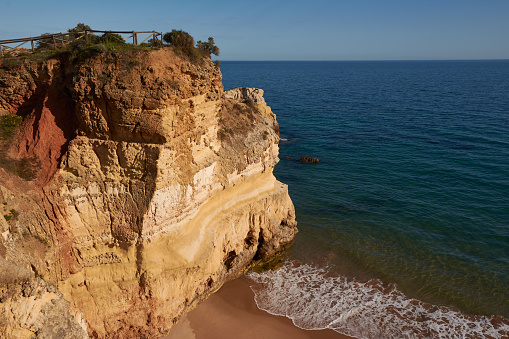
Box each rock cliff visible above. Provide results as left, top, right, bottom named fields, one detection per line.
left=0, top=48, right=297, bottom=338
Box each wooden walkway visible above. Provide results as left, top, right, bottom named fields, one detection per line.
left=0, top=30, right=163, bottom=57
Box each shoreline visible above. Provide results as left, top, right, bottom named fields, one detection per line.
left=164, top=276, right=353, bottom=339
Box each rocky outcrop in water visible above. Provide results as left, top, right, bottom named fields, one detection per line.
left=300, top=156, right=319, bottom=164
left=224, top=87, right=266, bottom=105
left=0, top=49, right=297, bottom=338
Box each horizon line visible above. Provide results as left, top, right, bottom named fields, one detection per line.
left=217, top=58, right=509, bottom=62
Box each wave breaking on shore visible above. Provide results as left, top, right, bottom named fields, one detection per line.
left=247, top=261, right=509, bottom=339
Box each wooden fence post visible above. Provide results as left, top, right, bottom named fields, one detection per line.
left=0, top=29, right=165, bottom=57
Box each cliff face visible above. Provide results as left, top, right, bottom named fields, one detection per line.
left=0, top=49, right=297, bottom=338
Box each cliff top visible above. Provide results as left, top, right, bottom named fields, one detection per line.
left=0, top=26, right=220, bottom=69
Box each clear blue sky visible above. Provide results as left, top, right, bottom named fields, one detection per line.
left=1, top=0, right=508, bottom=60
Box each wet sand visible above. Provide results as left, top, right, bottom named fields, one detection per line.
left=163, top=276, right=353, bottom=339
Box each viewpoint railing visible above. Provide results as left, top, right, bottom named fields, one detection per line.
left=0, top=30, right=164, bottom=57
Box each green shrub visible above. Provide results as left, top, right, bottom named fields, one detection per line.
left=196, top=37, right=220, bottom=57
left=163, top=30, right=203, bottom=60
left=66, top=38, right=88, bottom=53
left=99, top=33, right=125, bottom=45
left=163, top=30, right=194, bottom=49
left=66, top=34, right=99, bottom=51
left=4, top=214, right=12, bottom=221
left=34, top=23, right=95, bottom=52
left=0, top=57, right=24, bottom=70
left=0, top=115, right=23, bottom=140
left=66, top=43, right=106, bottom=62
left=24, top=50, right=62, bottom=63
left=35, top=33, right=74, bottom=50
left=68, top=23, right=92, bottom=39
left=146, top=37, right=163, bottom=47
left=35, top=33, right=53, bottom=50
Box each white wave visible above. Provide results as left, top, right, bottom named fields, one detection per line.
left=247, top=261, right=509, bottom=339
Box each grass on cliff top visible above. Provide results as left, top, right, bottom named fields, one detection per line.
left=1, top=41, right=214, bottom=70
left=0, top=42, right=164, bottom=69
left=0, top=45, right=210, bottom=71
left=0, top=42, right=212, bottom=70
left=1, top=27, right=218, bottom=69
left=0, top=49, right=64, bottom=69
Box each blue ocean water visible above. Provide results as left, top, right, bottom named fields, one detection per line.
left=221, top=61, right=509, bottom=338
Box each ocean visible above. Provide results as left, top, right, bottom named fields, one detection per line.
left=220, top=60, right=509, bottom=338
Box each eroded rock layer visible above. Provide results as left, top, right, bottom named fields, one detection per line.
left=0, top=49, right=297, bottom=338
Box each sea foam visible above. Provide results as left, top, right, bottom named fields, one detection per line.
left=247, top=261, right=509, bottom=339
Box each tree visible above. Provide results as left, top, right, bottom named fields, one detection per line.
left=98, top=32, right=125, bottom=45
left=196, top=37, right=220, bottom=57
left=163, top=30, right=203, bottom=60
left=35, top=33, right=53, bottom=50
left=146, top=37, right=163, bottom=47
left=68, top=23, right=91, bottom=32
left=66, top=23, right=99, bottom=46
left=163, top=30, right=195, bottom=50
left=68, top=23, right=92, bottom=39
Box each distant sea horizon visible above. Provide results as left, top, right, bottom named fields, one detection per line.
left=221, top=60, right=509, bottom=338
left=218, top=58, right=509, bottom=62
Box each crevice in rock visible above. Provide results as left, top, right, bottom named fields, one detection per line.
left=30, top=264, right=39, bottom=277
left=253, top=230, right=265, bottom=261
left=244, top=229, right=256, bottom=248
left=8, top=78, right=77, bottom=185
left=223, top=250, right=237, bottom=271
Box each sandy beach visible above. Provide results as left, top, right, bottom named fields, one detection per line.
left=163, top=276, right=353, bottom=339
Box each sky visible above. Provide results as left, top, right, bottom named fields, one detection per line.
left=1, top=0, right=508, bottom=60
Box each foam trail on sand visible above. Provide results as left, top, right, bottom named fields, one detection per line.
left=247, top=261, right=509, bottom=339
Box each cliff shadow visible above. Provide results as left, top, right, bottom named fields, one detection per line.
left=3, top=81, right=77, bottom=185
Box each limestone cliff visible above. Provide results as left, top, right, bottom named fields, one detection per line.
left=0, top=49, right=297, bottom=338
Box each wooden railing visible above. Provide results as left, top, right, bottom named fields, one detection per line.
left=0, top=30, right=164, bottom=57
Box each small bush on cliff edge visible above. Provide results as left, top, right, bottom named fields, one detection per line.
left=163, top=29, right=219, bottom=61
left=98, top=32, right=126, bottom=45
left=196, top=37, right=220, bottom=57
left=163, top=30, right=193, bottom=47
left=163, top=30, right=196, bottom=54
left=68, top=23, right=93, bottom=39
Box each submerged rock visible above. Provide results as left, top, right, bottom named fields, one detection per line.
left=300, top=156, right=319, bottom=164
